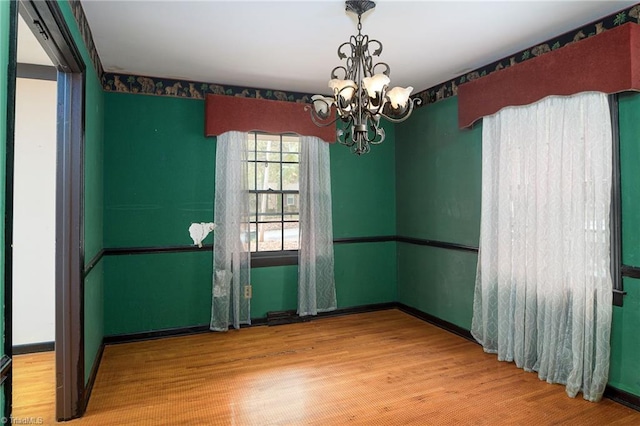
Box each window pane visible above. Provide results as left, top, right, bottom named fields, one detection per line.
left=283, top=164, right=299, bottom=191
left=249, top=222, right=256, bottom=252
left=240, top=223, right=250, bottom=252
left=247, top=136, right=256, bottom=161
left=284, top=193, right=299, bottom=213
left=256, top=162, right=281, bottom=190
left=249, top=192, right=257, bottom=222
left=282, top=136, right=300, bottom=153
left=257, top=193, right=282, bottom=221
left=248, top=162, right=256, bottom=190
left=257, top=222, right=282, bottom=252
left=284, top=222, right=299, bottom=250
left=283, top=153, right=299, bottom=163
left=257, top=134, right=281, bottom=162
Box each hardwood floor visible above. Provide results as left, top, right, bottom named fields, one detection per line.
left=13, top=350, right=55, bottom=424
left=12, top=309, right=640, bottom=425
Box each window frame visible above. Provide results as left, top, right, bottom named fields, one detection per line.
left=247, top=131, right=300, bottom=267
left=610, top=94, right=624, bottom=306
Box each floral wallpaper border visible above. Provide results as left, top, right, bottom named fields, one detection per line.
left=101, top=73, right=315, bottom=103
left=413, top=4, right=640, bottom=106
left=69, top=0, right=104, bottom=78
left=69, top=1, right=640, bottom=107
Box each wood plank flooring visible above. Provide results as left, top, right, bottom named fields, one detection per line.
left=12, top=309, right=640, bottom=425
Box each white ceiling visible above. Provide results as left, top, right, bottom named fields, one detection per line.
left=23, top=1, right=640, bottom=95
left=17, top=14, right=53, bottom=66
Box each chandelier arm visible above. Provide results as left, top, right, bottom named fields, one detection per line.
left=310, top=113, right=342, bottom=128
left=364, top=86, right=388, bottom=115
left=363, top=56, right=374, bottom=77
left=337, top=117, right=357, bottom=148
left=354, top=133, right=366, bottom=155
left=368, top=128, right=386, bottom=145
left=359, top=36, right=377, bottom=76
left=336, top=99, right=353, bottom=119
left=372, top=62, right=390, bottom=76
left=367, top=39, right=383, bottom=57
left=334, top=84, right=358, bottom=113
left=304, top=104, right=342, bottom=128
left=377, top=98, right=423, bottom=123
left=355, top=143, right=369, bottom=155
left=340, top=38, right=359, bottom=79
left=337, top=40, right=355, bottom=61
left=365, top=115, right=385, bottom=145
left=330, top=66, right=349, bottom=81
left=338, top=139, right=356, bottom=148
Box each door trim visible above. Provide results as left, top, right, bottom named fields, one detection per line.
left=17, top=0, right=86, bottom=421
left=3, top=0, right=18, bottom=419
left=0, top=356, right=12, bottom=386
left=54, top=70, right=85, bottom=420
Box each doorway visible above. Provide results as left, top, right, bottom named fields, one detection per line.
left=11, top=12, right=57, bottom=419
left=5, top=0, right=86, bottom=421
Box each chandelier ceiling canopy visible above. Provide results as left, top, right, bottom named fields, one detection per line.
left=308, top=0, right=420, bottom=155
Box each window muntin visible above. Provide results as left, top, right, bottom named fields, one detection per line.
left=247, top=132, right=299, bottom=253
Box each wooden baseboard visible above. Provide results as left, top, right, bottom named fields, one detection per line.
left=12, top=341, right=55, bottom=355
left=104, top=303, right=397, bottom=342
left=605, top=385, right=640, bottom=412
left=265, top=302, right=398, bottom=326
left=395, top=303, right=476, bottom=343
left=317, top=302, right=397, bottom=318
left=104, top=325, right=211, bottom=345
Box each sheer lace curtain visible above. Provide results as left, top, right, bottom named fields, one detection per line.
left=298, top=136, right=336, bottom=316
left=211, top=131, right=251, bottom=331
left=471, top=92, right=613, bottom=401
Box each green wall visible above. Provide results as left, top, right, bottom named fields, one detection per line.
left=620, top=93, right=640, bottom=267
left=103, top=93, right=213, bottom=335
left=0, top=0, right=12, bottom=413
left=251, top=266, right=298, bottom=318
left=330, top=122, right=397, bottom=309
left=103, top=94, right=214, bottom=248
left=396, top=98, right=481, bottom=246
left=57, top=0, right=105, bottom=384
left=331, top=122, right=396, bottom=238
left=84, top=263, right=103, bottom=380
left=104, top=252, right=212, bottom=335
left=396, top=97, right=482, bottom=329
left=248, top=246, right=398, bottom=319
left=610, top=278, right=640, bottom=397
left=610, top=92, right=640, bottom=396
left=395, top=93, right=640, bottom=397
left=103, top=93, right=397, bottom=336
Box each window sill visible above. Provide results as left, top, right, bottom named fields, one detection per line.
left=251, top=250, right=298, bottom=268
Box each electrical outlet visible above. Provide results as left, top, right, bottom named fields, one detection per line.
left=244, top=285, right=252, bottom=299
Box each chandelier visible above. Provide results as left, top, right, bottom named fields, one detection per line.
left=307, top=0, right=420, bottom=155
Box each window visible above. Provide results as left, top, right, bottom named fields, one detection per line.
left=247, top=132, right=300, bottom=255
